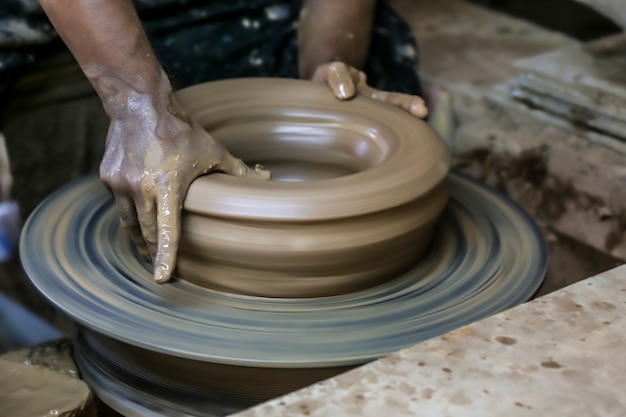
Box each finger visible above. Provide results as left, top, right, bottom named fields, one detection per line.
left=189, top=120, right=270, bottom=180
left=360, top=85, right=429, bottom=119
left=153, top=172, right=182, bottom=284
left=217, top=154, right=271, bottom=180
left=314, top=62, right=356, bottom=100
left=409, top=99, right=429, bottom=118
left=136, top=177, right=159, bottom=265
left=113, top=192, right=150, bottom=259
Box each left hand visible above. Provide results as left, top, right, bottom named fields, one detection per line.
left=312, top=61, right=428, bottom=118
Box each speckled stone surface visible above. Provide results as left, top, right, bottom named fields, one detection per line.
left=234, top=264, right=626, bottom=417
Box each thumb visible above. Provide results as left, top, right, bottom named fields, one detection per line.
left=313, top=61, right=357, bottom=101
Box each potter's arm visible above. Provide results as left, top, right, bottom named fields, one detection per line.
left=298, top=0, right=427, bottom=117
left=38, top=0, right=269, bottom=284
left=298, top=0, right=375, bottom=79
left=38, top=0, right=166, bottom=120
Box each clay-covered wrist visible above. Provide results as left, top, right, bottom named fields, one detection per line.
left=92, top=68, right=177, bottom=122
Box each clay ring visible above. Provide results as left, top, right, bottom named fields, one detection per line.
left=176, top=78, right=451, bottom=297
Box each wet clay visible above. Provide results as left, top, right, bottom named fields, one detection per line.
left=174, top=78, right=451, bottom=297
left=0, top=358, right=91, bottom=417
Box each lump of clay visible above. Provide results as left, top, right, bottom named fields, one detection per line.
left=0, top=339, right=94, bottom=417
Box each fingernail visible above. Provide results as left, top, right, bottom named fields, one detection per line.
left=411, top=103, right=428, bottom=118
left=154, top=264, right=170, bottom=284
left=337, top=84, right=350, bottom=100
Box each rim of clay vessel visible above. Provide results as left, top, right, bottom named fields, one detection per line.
left=178, top=78, right=450, bottom=221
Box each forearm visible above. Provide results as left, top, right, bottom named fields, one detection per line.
left=39, top=0, right=174, bottom=120
left=298, top=0, right=376, bottom=79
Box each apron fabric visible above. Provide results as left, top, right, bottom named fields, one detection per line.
left=1, top=0, right=422, bottom=119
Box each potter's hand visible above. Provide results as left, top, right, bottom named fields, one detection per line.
left=312, top=61, right=428, bottom=118
left=100, top=96, right=270, bottom=283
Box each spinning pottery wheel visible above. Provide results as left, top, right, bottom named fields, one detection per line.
left=21, top=79, right=547, bottom=416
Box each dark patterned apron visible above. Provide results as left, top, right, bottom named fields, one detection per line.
left=1, top=0, right=421, bottom=120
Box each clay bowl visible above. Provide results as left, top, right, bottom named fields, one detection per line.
left=176, top=78, right=451, bottom=297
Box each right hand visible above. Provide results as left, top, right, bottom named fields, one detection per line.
left=99, top=92, right=270, bottom=284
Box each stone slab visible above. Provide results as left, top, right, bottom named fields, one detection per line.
left=233, top=264, right=626, bottom=417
